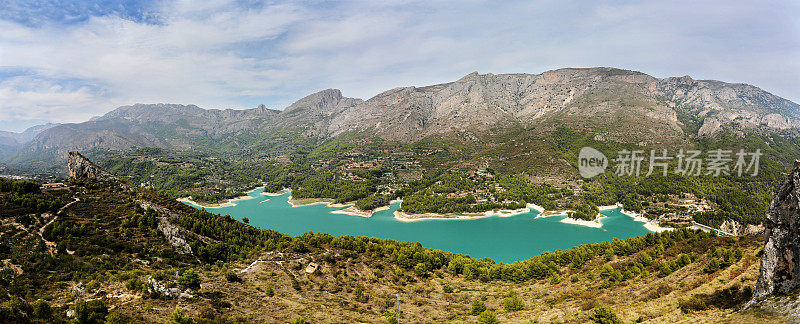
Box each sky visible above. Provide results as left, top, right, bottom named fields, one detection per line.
left=0, top=0, right=799, bottom=132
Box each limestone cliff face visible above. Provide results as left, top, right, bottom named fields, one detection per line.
left=67, top=151, right=119, bottom=181
left=755, top=160, right=800, bottom=297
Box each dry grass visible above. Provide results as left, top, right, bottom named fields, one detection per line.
left=69, top=234, right=783, bottom=323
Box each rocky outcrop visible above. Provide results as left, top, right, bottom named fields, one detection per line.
left=138, top=201, right=218, bottom=255
left=147, top=276, right=193, bottom=299
left=67, top=151, right=119, bottom=181
left=156, top=218, right=194, bottom=255
left=720, top=219, right=765, bottom=236
left=326, top=68, right=687, bottom=143
left=71, top=282, right=86, bottom=297
left=755, top=160, right=800, bottom=298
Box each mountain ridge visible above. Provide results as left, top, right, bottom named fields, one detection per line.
left=5, top=67, right=800, bottom=168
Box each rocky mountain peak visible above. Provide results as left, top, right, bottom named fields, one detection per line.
left=280, top=88, right=363, bottom=120
left=457, top=71, right=481, bottom=81
left=755, top=159, right=800, bottom=298
left=68, top=151, right=120, bottom=182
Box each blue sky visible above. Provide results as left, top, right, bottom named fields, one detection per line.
left=0, top=0, right=799, bottom=132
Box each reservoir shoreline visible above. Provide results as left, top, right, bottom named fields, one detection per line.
left=181, top=187, right=674, bottom=232
left=180, top=187, right=660, bottom=263
left=178, top=185, right=268, bottom=208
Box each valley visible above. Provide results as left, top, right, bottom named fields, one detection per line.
left=0, top=155, right=788, bottom=323
left=1, top=67, right=800, bottom=322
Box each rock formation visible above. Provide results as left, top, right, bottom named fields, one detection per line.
left=67, top=151, right=119, bottom=181
left=147, top=276, right=193, bottom=299
left=720, top=219, right=764, bottom=236
left=755, top=160, right=800, bottom=297
left=137, top=201, right=219, bottom=255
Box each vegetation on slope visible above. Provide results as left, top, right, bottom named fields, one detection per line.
left=87, top=122, right=800, bottom=231
left=0, top=176, right=779, bottom=322
left=552, top=127, right=800, bottom=226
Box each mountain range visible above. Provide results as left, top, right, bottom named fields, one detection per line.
left=4, top=67, right=800, bottom=170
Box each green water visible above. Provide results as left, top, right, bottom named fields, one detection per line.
left=185, top=188, right=653, bottom=263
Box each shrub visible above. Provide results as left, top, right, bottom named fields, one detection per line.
left=265, top=285, right=275, bottom=297
left=478, top=310, right=499, bottom=324
left=1, top=297, right=29, bottom=321
left=442, top=283, right=453, bottom=293
left=705, top=258, right=720, bottom=273
left=414, top=263, right=429, bottom=277
left=290, top=316, right=308, bottom=324
left=178, top=269, right=201, bottom=290
left=226, top=271, right=242, bottom=283
left=589, top=306, right=622, bottom=324
left=550, top=273, right=561, bottom=285
left=469, top=299, right=487, bottom=315
left=71, top=299, right=109, bottom=324
left=168, top=306, right=196, bottom=324
left=382, top=310, right=398, bottom=324
left=32, top=299, right=52, bottom=320
left=292, top=278, right=301, bottom=291
left=503, top=292, right=525, bottom=312
left=125, top=278, right=143, bottom=291
left=354, top=287, right=366, bottom=302
left=106, top=312, right=129, bottom=324
left=637, top=252, right=653, bottom=266
left=210, top=299, right=232, bottom=309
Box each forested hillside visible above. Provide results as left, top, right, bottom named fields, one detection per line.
left=84, top=121, right=800, bottom=234
left=0, top=172, right=783, bottom=322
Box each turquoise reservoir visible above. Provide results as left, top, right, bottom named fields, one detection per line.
left=184, top=189, right=653, bottom=263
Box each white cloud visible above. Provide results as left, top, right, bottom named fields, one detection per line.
left=0, top=75, right=115, bottom=122
left=0, top=0, right=798, bottom=131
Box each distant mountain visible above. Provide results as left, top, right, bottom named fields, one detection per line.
left=0, top=123, right=59, bottom=158
left=7, top=67, right=800, bottom=168
left=10, top=104, right=280, bottom=164
left=0, top=123, right=59, bottom=144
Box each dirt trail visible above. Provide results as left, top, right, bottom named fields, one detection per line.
left=38, top=197, right=80, bottom=253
